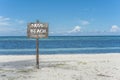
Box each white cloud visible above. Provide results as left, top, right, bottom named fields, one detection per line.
left=0, top=16, right=25, bottom=27
left=0, top=16, right=11, bottom=26
left=68, top=26, right=81, bottom=33
left=50, top=32, right=54, bottom=34
left=0, top=16, right=10, bottom=21
left=0, top=22, right=10, bottom=26
left=15, top=20, right=25, bottom=24
left=0, top=27, right=15, bottom=32
left=0, top=16, right=26, bottom=35
left=80, top=20, right=90, bottom=25
left=110, top=25, right=120, bottom=32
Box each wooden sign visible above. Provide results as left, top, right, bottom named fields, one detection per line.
left=27, top=21, right=48, bottom=38
left=27, top=20, right=48, bottom=69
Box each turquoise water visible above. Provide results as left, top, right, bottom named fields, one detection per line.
left=0, top=36, right=120, bottom=55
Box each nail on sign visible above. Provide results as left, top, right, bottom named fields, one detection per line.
left=27, top=21, right=48, bottom=38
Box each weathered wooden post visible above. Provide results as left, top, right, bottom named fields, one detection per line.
left=27, top=20, right=48, bottom=69
left=36, top=38, right=39, bottom=69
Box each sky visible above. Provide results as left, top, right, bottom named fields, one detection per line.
left=0, top=0, right=120, bottom=36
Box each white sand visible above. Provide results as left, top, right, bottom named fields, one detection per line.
left=0, top=54, right=120, bottom=80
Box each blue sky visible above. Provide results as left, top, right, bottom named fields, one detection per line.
left=0, top=0, right=120, bottom=36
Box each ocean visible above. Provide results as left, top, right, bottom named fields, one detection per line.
left=0, top=36, right=120, bottom=55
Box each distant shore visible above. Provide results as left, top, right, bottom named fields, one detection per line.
left=0, top=53, right=120, bottom=80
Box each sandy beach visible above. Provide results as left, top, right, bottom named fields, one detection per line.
left=0, top=54, right=120, bottom=80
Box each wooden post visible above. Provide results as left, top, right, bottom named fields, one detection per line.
left=36, top=38, right=39, bottom=69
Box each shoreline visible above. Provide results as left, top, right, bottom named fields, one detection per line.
left=0, top=52, right=120, bottom=55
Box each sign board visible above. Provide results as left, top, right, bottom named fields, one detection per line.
left=27, top=21, right=48, bottom=69
left=27, top=21, right=48, bottom=38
